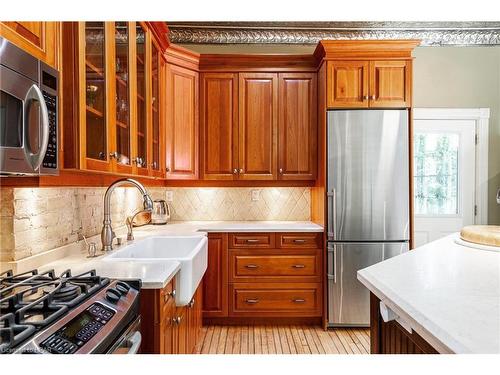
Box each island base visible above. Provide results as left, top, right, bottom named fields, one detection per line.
left=370, top=293, right=439, bottom=354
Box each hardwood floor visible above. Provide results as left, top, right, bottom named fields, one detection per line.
left=194, top=325, right=370, bottom=354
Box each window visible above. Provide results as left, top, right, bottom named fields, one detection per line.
left=414, top=133, right=459, bottom=215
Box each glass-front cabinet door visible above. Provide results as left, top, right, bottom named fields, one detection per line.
left=135, top=23, right=148, bottom=175
left=113, top=21, right=132, bottom=173
left=150, top=40, right=163, bottom=177
left=82, top=21, right=111, bottom=171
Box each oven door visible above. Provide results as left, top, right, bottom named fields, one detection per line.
left=106, top=317, right=142, bottom=354
left=0, top=65, right=49, bottom=175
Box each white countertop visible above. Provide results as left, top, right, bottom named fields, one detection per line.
left=357, top=233, right=500, bottom=354
left=5, top=220, right=323, bottom=290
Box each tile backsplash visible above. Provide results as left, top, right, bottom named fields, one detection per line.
left=0, top=187, right=310, bottom=262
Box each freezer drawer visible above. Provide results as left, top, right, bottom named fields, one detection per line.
left=327, top=110, right=410, bottom=241
left=327, top=241, right=408, bottom=326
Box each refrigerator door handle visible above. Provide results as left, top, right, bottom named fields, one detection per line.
left=326, top=189, right=336, bottom=240
left=327, top=244, right=337, bottom=284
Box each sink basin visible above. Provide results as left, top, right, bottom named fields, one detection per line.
left=104, top=236, right=208, bottom=306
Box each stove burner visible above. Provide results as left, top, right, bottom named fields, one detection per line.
left=42, top=284, right=80, bottom=303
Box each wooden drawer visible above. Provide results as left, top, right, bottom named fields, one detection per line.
left=277, top=233, right=322, bottom=248
left=229, top=283, right=321, bottom=317
left=229, top=233, right=275, bottom=248
left=229, top=250, right=321, bottom=283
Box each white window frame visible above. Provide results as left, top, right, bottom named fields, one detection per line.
left=413, top=108, right=490, bottom=224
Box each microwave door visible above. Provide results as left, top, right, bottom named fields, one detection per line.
left=0, top=65, right=35, bottom=174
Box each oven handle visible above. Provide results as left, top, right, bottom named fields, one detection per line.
left=125, top=331, right=142, bottom=354
left=24, top=84, right=49, bottom=171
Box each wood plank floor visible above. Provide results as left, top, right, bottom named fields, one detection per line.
left=194, top=325, right=370, bottom=354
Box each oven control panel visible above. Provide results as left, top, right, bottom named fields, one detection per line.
left=40, top=303, right=115, bottom=354
left=41, top=91, right=57, bottom=170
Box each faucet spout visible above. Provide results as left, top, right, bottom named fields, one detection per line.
left=101, top=178, right=153, bottom=251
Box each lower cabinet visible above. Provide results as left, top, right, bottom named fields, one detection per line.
left=140, top=278, right=203, bottom=354
left=203, top=232, right=323, bottom=322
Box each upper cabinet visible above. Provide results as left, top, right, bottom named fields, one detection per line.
left=165, top=63, right=199, bottom=180
left=200, top=73, right=239, bottom=180
left=318, top=40, right=419, bottom=109
left=238, top=73, right=278, bottom=180
left=327, top=60, right=411, bottom=108
left=278, top=73, right=317, bottom=180
left=0, top=22, right=59, bottom=68
left=63, top=21, right=166, bottom=178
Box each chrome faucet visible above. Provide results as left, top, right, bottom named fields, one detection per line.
left=101, top=178, right=153, bottom=251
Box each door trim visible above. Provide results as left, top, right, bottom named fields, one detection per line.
left=413, top=108, right=490, bottom=224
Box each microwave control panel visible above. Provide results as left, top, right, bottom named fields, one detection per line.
left=41, top=91, right=57, bottom=170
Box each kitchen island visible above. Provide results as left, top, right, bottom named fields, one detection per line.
left=358, top=233, right=500, bottom=354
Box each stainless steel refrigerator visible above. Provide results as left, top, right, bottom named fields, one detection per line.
left=327, top=109, right=410, bottom=327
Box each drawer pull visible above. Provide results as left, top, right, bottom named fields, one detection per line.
left=164, top=289, right=176, bottom=302
left=292, top=299, right=306, bottom=303
left=246, top=239, right=260, bottom=243
left=293, top=239, right=306, bottom=244
left=245, top=298, right=259, bottom=304
left=292, top=264, right=306, bottom=269
left=245, top=264, right=259, bottom=269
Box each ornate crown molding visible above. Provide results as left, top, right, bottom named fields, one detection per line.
left=168, top=22, right=500, bottom=46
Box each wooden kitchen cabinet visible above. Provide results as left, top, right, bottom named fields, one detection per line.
left=326, top=59, right=412, bottom=109
left=278, top=73, right=317, bottom=180
left=165, top=63, right=199, bottom=179
left=200, top=73, right=239, bottom=180
left=141, top=278, right=203, bottom=354
left=62, top=22, right=166, bottom=177
left=0, top=22, right=59, bottom=68
left=202, top=233, right=229, bottom=318
left=203, top=232, right=323, bottom=323
left=238, top=73, right=278, bottom=180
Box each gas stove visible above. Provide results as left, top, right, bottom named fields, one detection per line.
left=0, top=268, right=141, bottom=354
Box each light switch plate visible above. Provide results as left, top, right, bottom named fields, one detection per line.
left=165, top=190, right=173, bottom=202
left=251, top=189, right=260, bottom=202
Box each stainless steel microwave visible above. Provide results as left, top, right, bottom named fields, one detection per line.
left=0, top=36, right=59, bottom=175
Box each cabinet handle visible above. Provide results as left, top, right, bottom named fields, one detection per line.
left=292, top=264, right=305, bottom=269
left=363, top=95, right=369, bottom=100
left=132, top=157, right=143, bottom=166
left=292, top=299, right=306, bottom=303
left=109, top=151, right=118, bottom=159
left=188, top=298, right=195, bottom=308
left=245, top=298, right=259, bottom=304
left=371, top=95, right=376, bottom=100
left=172, top=316, right=182, bottom=324
left=166, top=166, right=170, bottom=172
left=246, top=239, right=260, bottom=243
left=279, top=168, right=283, bottom=174
left=164, top=289, right=176, bottom=302
left=245, top=264, right=259, bottom=269
left=293, top=239, right=306, bottom=244
left=233, top=168, right=238, bottom=174
left=239, top=168, right=244, bottom=174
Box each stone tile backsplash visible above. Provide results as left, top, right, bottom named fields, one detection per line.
left=0, top=187, right=310, bottom=262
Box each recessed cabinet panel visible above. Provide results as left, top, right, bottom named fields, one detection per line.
left=369, top=60, right=411, bottom=108
left=278, top=73, right=317, bottom=180
left=166, top=64, right=199, bottom=179
left=238, top=73, right=278, bottom=180
left=202, top=234, right=228, bottom=317
left=200, top=73, right=238, bottom=180
left=327, top=61, right=369, bottom=108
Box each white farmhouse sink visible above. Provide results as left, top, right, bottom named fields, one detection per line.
left=104, top=236, right=208, bottom=306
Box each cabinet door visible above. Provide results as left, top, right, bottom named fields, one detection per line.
left=278, top=73, right=317, bottom=180
left=175, top=306, right=188, bottom=354
left=0, top=22, right=58, bottom=68
left=112, top=22, right=133, bottom=174
left=161, top=298, right=176, bottom=354
left=200, top=73, right=239, bottom=180
left=79, top=22, right=113, bottom=172
left=327, top=61, right=369, bottom=108
left=166, top=64, right=199, bottom=179
left=150, top=40, right=165, bottom=177
left=134, top=23, right=149, bottom=175
left=238, top=73, right=278, bottom=180
left=202, top=234, right=228, bottom=318
left=369, top=60, right=411, bottom=108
